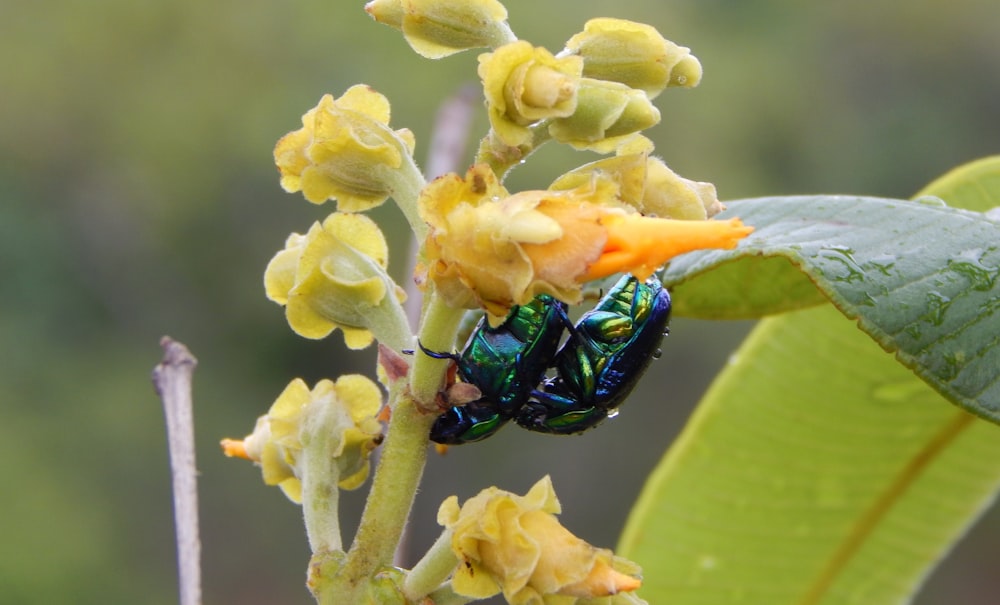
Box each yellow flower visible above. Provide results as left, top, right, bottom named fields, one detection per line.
left=264, top=212, right=410, bottom=350
left=274, top=86, right=419, bottom=211
left=564, top=18, right=703, bottom=98
left=438, top=476, right=643, bottom=604
left=221, top=376, right=384, bottom=502
left=480, top=41, right=584, bottom=146
left=550, top=152, right=725, bottom=220
left=365, top=0, right=515, bottom=59
left=418, top=164, right=752, bottom=323
left=547, top=78, right=660, bottom=153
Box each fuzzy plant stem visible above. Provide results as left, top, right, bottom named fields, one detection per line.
left=403, top=528, right=459, bottom=600
left=410, top=293, right=465, bottom=408
left=389, top=155, right=430, bottom=242
left=319, top=392, right=437, bottom=603
left=299, top=401, right=347, bottom=554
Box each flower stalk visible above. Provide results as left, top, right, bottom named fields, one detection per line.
left=410, top=292, right=466, bottom=407
left=403, top=528, right=460, bottom=600
left=330, top=391, right=437, bottom=602
left=299, top=399, right=348, bottom=553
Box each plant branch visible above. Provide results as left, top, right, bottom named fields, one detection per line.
left=324, top=392, right=437, bottom=603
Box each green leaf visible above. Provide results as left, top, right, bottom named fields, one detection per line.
left=915, top=155, right=1000, bottom=213
left=663, top=195, right=1000, bottom=424
left=620, top=157, right=1000, bottom=603
left=619, top=305, right=1000, bottom=604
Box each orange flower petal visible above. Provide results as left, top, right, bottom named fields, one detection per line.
left=584, top=213, right=754, bottom=281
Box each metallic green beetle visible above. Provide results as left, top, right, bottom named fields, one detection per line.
left=425, top=294, right=568, bottom=444
left=514, top=275, right=671, bottom=435
left=428, top=275, right=670, bottom=443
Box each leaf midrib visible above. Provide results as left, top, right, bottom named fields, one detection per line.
left=795, top=410, right=975, bottom=605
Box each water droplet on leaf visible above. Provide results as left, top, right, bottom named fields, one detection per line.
left=913, top=195, right=947, bottom=207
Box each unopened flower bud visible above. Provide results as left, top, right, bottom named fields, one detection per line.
left=551, top=153, right=723, bottom=220
left=548, top=78, right=660, bottom=153
left=365, top=0, right=515, bottom=59
left=642, top=156, right=723, bottom=219
left=564, top=18, right=702, bottom=97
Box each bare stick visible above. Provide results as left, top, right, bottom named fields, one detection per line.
left=403, top=84, right=481, bottom=328
left=152, top=337, right=202, bottom=605
left=423, top=83, right=480, bottom=181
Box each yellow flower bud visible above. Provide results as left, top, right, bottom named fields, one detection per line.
left=479, top=41, right=584, bottom=146
left=548, top=78, right=660, bottom=153
left=221, top=376, right=384, bottom=502
left=438, top=476, right=643, bottom=603
left=564, top=18, right=702, bottom=98
left=273, top=86, right=419, bottom=211
left=642, top=156, right=723, bottom=219
left=365, top=0, right=515, bottom=59
left=551, top=153, right=724, bottom=220
left=264, top=212, right=409, bottom=350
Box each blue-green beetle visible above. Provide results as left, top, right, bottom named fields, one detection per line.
left=425, top=294, right=568, bottom=444
left=514, top=275, right=672, bottom=435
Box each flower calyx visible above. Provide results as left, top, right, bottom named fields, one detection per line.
left=264, top=212, right=411, bottom=351
left=479, top=41, right=584, bottom=147
left=274, top=86, right=421, bottom=212
left=221, top=375, right=384, bottom=501
left=438, top=476, right=644, bottom=604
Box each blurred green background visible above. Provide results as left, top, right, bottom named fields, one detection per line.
left=2, top=0, right=998, bottom=603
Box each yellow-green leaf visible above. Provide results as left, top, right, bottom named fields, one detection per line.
left=619, top=305, right=1000, bottom=604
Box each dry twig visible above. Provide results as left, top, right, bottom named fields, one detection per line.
left=152, top=337, right=202, bottom=605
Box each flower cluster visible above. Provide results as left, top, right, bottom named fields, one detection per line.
left=224, top=2, right=757, bottom=602
left=259, top=9, right=753, bottom=337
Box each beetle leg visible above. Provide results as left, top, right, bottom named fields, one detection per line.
left=514, top=386, right=607, bottom=435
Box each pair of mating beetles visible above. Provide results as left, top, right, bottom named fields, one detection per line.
left=423, top=275, right=672, bottom=445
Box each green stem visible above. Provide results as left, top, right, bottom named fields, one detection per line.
left=403, top=528, right=458, bottom=600
left=309, top=291, right=460, bottom=602
left=411, top=293, right=465, bottom=407
left=300, top=400, right=345, bottom=554
left=367, top=278, right=416, bottom=355
left=474, top=123, right=553, bottom=181
left=426, top=587, right=475, bottom=605
left=389, top=155, right=430, bottom=242
left=323, top=393, right=436, bottom=603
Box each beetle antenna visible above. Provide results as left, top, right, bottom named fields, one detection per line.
left=417, top=340, right=460, bottom=361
